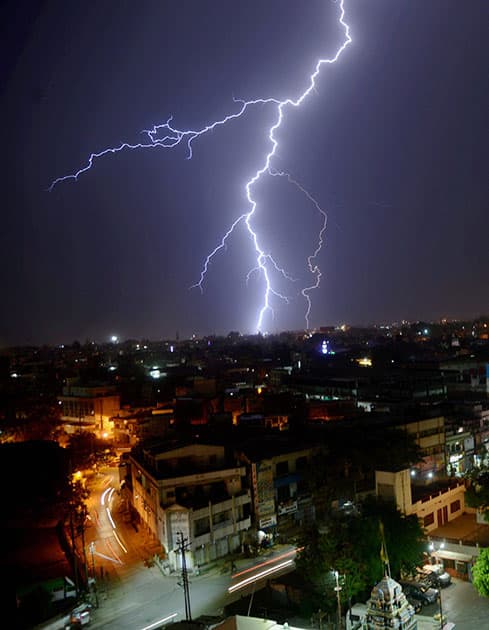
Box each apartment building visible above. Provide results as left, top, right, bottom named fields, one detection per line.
left=58, top=380, right=120, bottom=436
left=237, top=437, right=317, bottom=537
left=128, top=441, right=251, bottom=570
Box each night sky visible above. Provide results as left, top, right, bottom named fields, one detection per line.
left=1, top=1, right=487, bottom=346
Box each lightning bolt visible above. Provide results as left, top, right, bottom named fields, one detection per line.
left=49, top=1, right=352, bottom=334
left=269, top=169, right=329, bottom=329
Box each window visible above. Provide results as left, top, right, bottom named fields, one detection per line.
left=424, top=512, right=435, bottom=527
left=450, top=499, right=461, bottom=513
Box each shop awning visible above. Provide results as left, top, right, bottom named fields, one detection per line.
left=438, top=549, right=474, bottom=562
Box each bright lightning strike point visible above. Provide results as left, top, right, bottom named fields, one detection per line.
left=49, top=1, right=352, bottom=334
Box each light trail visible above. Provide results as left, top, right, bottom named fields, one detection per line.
left=101, top=487, right=111, bottom=506
left=106, top=538, right=123, bottom=565
left=228, top=558, right=294, bottom=593
left=232, top=546, right=302, bottom=579
left=113, top=529, right=128, bottom=553
left=139, top=612, right=178, bottom=630
left=93, top=549, right=123, bottom=565
left=49, top=1, right=352, bottom=332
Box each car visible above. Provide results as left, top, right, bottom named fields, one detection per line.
left=67, top=603, right=92, bottom=627
left=422, top=569, right=451, bottom=588
left=399, top=580, right=439, bottom=606
left=420, top=563, right=452, bottom=588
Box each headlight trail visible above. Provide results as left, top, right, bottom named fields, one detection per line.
left=232, top=546, right=302, bottom=578
left=101, top=487, right=111, bottom=506
left=48, top=1, right=352, bottom=332
left=228, top=558, right=294, bottom=593
left=139, top=612, right=178, bottom=630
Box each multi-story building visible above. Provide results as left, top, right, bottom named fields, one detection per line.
left=375, top=468, right=466, bottom=531
left=58, top=380, right=120, bottom=436
left=112, top=405, right=174, bottom=445
left=128, top=441, right=251, bottom=570
left=401, top=414, right=446, bottom=475
left=237, top=437, right=317, bottom=537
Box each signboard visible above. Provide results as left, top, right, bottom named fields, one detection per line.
left=258, top=499, right=275, bottom=515
left=259, top=515, right=277, bottom=529
left=278, top=500, right=297, bottom=515
left=255, top=460, right=275, bottom=519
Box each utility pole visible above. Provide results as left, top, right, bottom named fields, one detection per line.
left=89, top=542, right=99, bottom=608
left=334, top=570, right=342, bottom=629
left=247, top=578, right=257, bottom=617
left=176, top=532, right=192, bottom=621
left=69, top=507, right=80, bottom=597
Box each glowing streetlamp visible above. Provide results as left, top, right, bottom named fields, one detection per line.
left=333, top=570, right=343, bottom=629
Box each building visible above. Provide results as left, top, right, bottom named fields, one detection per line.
left=237, top=437, right=317, bottom=537
left=364, top=575, right=417, bottom=629
left=58, top=380, right=120, bottom=437
left=375, top=468, right=466, bottom=531
left=128, top=441, right=252, bottom=571
left=112, top=405, right=174, bottom=445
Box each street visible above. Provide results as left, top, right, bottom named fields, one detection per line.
left=85, top=466, right=297, bottom=630
left=83, top=467, right=489, bottom=630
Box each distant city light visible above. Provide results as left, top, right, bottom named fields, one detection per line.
left=358, top=357, right=372, bottom=367
left=110, top=335, right=118, bottom=343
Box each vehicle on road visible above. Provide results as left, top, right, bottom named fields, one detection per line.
left=66, top=603, right=92, bottom=627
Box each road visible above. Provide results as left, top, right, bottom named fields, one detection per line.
left=84, top=467, right=297, bottom=630
left=84, top=470, right=489, bottom=630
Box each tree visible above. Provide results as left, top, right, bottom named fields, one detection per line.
left=472, top=547, right=489, bottom=597
left=359, top=496, right=426, bottom=579
left=295, top=496, right=426, bottom=612
left=465, top=466, right=489, bottom=522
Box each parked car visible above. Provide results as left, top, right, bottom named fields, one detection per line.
left=422, top=569, right=451, bottom=588
left=66, top=603, right=92, bottom=627
left=399, top=580, right=439, bottom=605
left=419, top=563, right=452, bottom=588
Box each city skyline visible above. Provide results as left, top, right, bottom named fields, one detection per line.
left=1, top=0, right=487, bottom=346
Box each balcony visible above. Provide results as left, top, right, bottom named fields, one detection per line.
left=192, top=490, right=251, bottom=520
left=193, top=516, right=251, bottom=546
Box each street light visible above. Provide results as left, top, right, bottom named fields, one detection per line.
left=333, top=570, right=342, bottom=629
left=89, top=542, right=99, bottom=608
left=429, top=542, right=446, bottom=629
